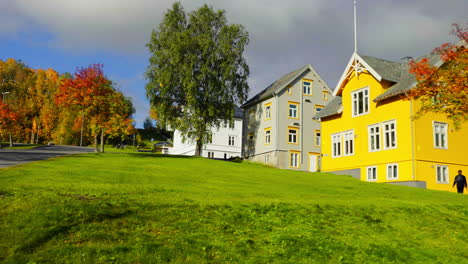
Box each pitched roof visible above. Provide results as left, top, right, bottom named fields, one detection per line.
left=313, top=96, right=342, bottom=119
left=359, top=55, right=402, bottom=83
left=373, top=51, right=441, bottom=101
left=242, top=64, right=330, bottom=108
left=319, top=50, right=442, bottom=118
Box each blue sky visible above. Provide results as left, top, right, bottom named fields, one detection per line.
left=1, top=0, right=466, bottom=127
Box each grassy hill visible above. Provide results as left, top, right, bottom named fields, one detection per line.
left=0, top=153, right=467, bottom=263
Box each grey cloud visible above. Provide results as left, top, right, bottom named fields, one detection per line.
left=3, top=0, right=466, bottom=105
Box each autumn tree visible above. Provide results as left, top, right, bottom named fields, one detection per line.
left=0, top=101, right=19, bottom=148
left=56, top=64, right=135, bottom=152
left=146, top=2, right=249, bottom=156
left=407, top=23, right=468, bottom=128
left=56, top=64, right=113, bottom=151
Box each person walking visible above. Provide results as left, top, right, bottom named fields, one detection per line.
left=452, top=170, right=467, bottom=194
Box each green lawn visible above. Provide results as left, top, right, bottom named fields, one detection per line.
left=0, top=153, right=467, bottom=263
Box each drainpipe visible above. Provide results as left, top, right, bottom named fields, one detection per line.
left=300, top=84, right=304, bottom=166
left=273, top=92, right=279, bottom=168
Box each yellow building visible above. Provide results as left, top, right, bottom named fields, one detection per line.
left=315, top=51, right=467, bottom=193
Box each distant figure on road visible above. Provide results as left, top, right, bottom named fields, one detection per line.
left=452, top=170, right=467, bottom=194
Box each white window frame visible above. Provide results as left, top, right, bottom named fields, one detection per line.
left=367, top=166, right=377, bottom=182
left=343, top=130, right=354, bottom=156
left=386, top=163, right=398, bottom=180
left=351, top=87, right=370, bottom=117
left=265, top=129, right=271, bottom=144
left=368, top=124, right=381, bottom=152
left=265, top=104, right=271, bottom=120
left=228, top=135, right=235, bottom=146
left=288, top=103, right=298, bottom=118
left=433, top=121, right=448, bottom=149
left=303, top=81, right=312, bottom=95
left=288, top=128, right=298, bottom=144
left=383, top=120, right=397, bottom=150
left=331, top=133, right=342, bottom=158
left=289, top=152, right=299, bottom=168
left=315, top=131, right=321, bottom=146
left=436, top=165, right=449, bottom=184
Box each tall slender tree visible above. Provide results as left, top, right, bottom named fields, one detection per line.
left=146, top=2, right=249, bottom=156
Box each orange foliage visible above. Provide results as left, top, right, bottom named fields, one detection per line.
left=406, top=23, right=468, bottom=128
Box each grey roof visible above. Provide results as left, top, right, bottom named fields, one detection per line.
left=241, top=65, right=311, bottom=108
left=313, top=96, right=342, bottom=119
left=233, top=105, right=243, bottom=118
left=360, top=55, right=402, bottom=83
left=373, top=51, right=441, bottom=102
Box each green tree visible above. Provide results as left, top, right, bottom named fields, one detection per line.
left=146, top=2, right=249, bottom=156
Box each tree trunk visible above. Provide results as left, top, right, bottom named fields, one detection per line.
left=100, top=129, right=105, bottom=153
left=30, top=129, right=35, bottom=144
left=93, top=133, right=99, bottom=153
left=9, top=133, right=13, bottom=147
left=195, top=136, right=203, bottom=157
left=80, top=110, right=84, bottom=147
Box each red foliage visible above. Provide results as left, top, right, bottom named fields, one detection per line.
left=406, top=23, right=468, bottom=128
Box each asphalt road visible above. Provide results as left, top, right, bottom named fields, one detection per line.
left=0, top=145, right=94, bottom=168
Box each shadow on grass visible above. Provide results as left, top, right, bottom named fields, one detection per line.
left=9, top=208, right=135, bottom=262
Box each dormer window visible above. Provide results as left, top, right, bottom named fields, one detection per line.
left=352, top=87, right=369, bottom=117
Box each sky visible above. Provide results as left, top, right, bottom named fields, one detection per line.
left=1, top=0, right=466, bottom=128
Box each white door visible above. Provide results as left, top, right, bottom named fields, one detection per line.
left=309, top=155, right=317, bottom=172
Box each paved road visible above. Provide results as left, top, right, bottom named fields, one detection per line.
left=0, top=145, right=93, bottom=168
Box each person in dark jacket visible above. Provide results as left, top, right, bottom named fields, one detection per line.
left=452, top=170, right=467, bottom=194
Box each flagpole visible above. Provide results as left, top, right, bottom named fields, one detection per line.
left=354, top=0, right=357, bottom=54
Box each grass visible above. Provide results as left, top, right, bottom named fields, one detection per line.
left=0, top=153, right=467, bottom=263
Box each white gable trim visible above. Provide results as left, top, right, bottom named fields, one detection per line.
left=333, top=53, right=383, bottom=96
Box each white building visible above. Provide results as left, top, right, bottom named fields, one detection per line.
left=167, top=107, right=243, bottom=159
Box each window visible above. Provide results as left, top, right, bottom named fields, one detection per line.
left=303, top=80, right=312, bottom=95
left=208, top=134, right=213, bottom=144
left=288, top=102, right=299, bottom=119
left=383, top=120, right=397, bottom=149
left=436, top=165, right=449, bottom=184
left=265, top=103, right=272, bottom=120
left=368, top=124, right=381, bottom=152
left=322, top=91, right=329, bottom=101
left=315, top=130, right=321, bottom=146
left=265, top=154, right=270, bottom=163
left=351, top=87, right=369, bottom=117
left=208, top=152, right=214, bottom=158
left=248, top=133, right=254, bottom=149
left=288, top=127, right=298, bottom=144
left=367, top=166, right=377, bottom=182
left=433, top=122, right=448, bottom=149
left=229, top=122, right=235, bottom=129
left=315, top=105, right=324, bottom=115
left=343, top=130, right=354, bottom=156
left=264, top=128, right=271, bottom=145
left=386, top=164, right=398, bottom=180
left=332, top=133, right=342, bottom=158
left=287, top=86, right=292, bottom=95
left=289, top=151, right=299, bottom=168
left=228, top=136, right=235, bottom=146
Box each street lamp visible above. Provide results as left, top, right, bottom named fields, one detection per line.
left=1, top=92, right=10, bottom=101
